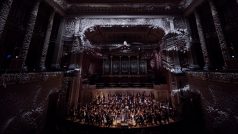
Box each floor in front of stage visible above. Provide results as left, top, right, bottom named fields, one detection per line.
left=95, top=87, right=155, bottom=91
left=47, top=119, right=206, bottom=134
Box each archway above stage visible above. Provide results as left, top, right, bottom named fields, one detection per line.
left=84, top=25, right=165, bottom=45
left=63, top=17, right=189, bottom=46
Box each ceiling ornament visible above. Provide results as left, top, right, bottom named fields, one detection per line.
left=64, top=17, right=188, bottom=43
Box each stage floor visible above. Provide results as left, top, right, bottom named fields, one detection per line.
left=95, top=87, right=154, bottom=91
left=67, top=118, right=176, bottom=129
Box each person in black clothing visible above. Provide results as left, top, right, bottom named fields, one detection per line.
left=73, top=92, right=176, bottom=127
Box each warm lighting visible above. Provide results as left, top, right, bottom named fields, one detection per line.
left=123, top=41, right=127, bottom=46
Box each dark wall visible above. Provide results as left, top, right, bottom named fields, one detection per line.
left=0, top=72, right=63, bottom=134
left=187, top=72, right=238, bottom=134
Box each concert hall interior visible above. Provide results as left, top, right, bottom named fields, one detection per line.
left=0, top=0, right=238, bottom=134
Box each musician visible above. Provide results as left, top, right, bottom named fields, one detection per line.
left=75, top=91, right=176, bottom=127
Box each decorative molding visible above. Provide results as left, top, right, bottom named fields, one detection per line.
left=64, top=18, right=76, bottom=37
left=45, top=0, right=196, bottom=15
left=187, top=71, right=238, bottom=84
left=64, top=17, right=189, bottom=45
left=66, top=3, right=183, bottom=15
left=162, top=60, right=188, bottom=74
left=0, top=72, right=63, bottom=87
left=71, top=37, right=84, bottom=54
left=162, top=33, right=188, bottom=51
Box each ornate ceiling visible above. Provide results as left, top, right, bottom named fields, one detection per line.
left=66, top=0, right=183, bottom=4
left=47, top=0, right=195, bottom=15
left=85, top=25, right=165, bottom=45
left=83, top=25, right=165, bottom=56
left=66, top=0, right=184, bottom=15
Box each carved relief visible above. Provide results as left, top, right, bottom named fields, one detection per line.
left=64, top=18, right=76, bottom=37
left=64, top=17, right=189, bottom=47
left=187, top=72, right=238, bottom=84
left=0, top=72, right=63, bottom=88
left=45, top=0, right=195, bottom=15
left=71, top=37, right=84, bottom=54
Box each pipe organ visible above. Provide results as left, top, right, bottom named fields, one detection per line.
left=103, top=55, right=147, bottom=75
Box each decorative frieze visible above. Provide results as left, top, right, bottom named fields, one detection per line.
left=162, top=34, right=188, bottom=51
left=0, top=72, right=63, bottom=87
left=64, top=18, right=76, bottom=37
left=187, top=71, right=238, bottom=83
left=160, top=32, right=189, bottom=73
left=64, top=17, right=189, bottom=49
left=66, top=4, right=182, bottom=15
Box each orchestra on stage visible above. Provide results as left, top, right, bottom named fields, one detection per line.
left=68, top=92, right=176, bottom=128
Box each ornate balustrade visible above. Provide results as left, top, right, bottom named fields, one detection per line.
left=0, top=72, right=63, bottom=86
left=186, top=71, right=238, bottom=84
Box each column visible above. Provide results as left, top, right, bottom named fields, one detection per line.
left=68, top=70, right=81, bottom=112
left=173, top=46, right=181, bottom=72
left=145, top=61, right=147, bottom=74
left=68, top=38, right=83, bottom=110
left=128, top=56, right=130, bottom=75
left=0, top=0, right=14, bottom=41
left=137, top=56, right=139, bottom=74
left=120, top=56, right=122, bottom=74
left=208, top=0, right=230, bottom=69
left=102, top=58, right=105, bottom=75
left=40, top=11, right=55, bottom=71
left=186, top=19, right=200, bottom=70
left=69, top=37, right=80, bottom=70
left=51, top=18, right=65, bottom=70
left=74, top=52, right=83, bottom=109
left=194, top=10, right=210, bottom=70
left=20, top=0, right=40, bottom=71
left=110, top=56, right=112, bottom=75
